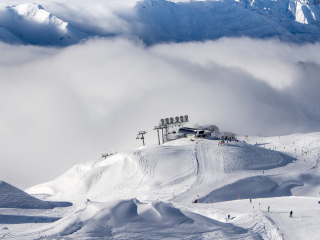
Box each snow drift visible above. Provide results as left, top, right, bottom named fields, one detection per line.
left=9, top=198, right=259, bottom=239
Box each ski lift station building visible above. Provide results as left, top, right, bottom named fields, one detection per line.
left=178, top=127, right=211, bottom=138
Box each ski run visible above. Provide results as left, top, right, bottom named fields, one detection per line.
left=1, top=132, right=320, bottom=239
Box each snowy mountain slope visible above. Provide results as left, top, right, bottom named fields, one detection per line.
left=234, top=0, right=320, bottom=41
left=199, top=175, right=303, bottom=203
left=0, top=180, right=72, bottom=209
left=0, top=25, right=21, bottom=44
left=132, top=0, right=303, bottom=44
left=237, top=0, right=320, bottom=25
left=0, top=3, right=88, bottom=46
left=26, top=133, right=320, bottom=205
left=2, top=0, right=320, bottom=45
left=178, top=196, right=320, bottom=240
left=26, top=144, right=199, bottom=201
left=2, top=132, right=320, bottom=239
left=132, top=0, right=320, bottom=43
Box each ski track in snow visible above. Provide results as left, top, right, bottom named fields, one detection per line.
left=1, top=133, right=320, bottom=238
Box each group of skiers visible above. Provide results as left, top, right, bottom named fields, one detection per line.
left=193, top=198, right=294, bottom=219
left=249, top=198, right=293, bottom=217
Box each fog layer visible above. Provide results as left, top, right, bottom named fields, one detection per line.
left=0, top=37, right=320, bottom=189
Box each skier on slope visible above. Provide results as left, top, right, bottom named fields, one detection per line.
left=290, top=211, right=293, bottom=218
left=250, top=198, right=252, bottom=203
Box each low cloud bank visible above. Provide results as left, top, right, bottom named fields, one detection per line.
left=0, top=37, right=319, bottom=189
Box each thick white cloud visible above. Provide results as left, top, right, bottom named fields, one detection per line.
left=0, top=37, right=320, bottom=190
left=151, top=39, right=303, bottom=89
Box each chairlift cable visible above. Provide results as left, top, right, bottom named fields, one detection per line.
left=112, top=138, right=136, bottom=151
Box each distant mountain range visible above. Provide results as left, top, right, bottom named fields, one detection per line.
left=1, top=0, right=320, bottom=46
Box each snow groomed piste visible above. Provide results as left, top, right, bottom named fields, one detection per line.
left=1, top=133, right=320, bottom=239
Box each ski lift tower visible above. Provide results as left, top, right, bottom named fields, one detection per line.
left=154, top=115, right=189, bottom=144
left=136, top=131, right=147, bottom=146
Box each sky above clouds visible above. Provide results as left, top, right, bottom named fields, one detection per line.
left=0, top=0, right=320, bottom=190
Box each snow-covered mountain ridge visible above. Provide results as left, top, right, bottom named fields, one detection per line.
left=235, top=0, right=320, bottom=25
left=13, top=4, right=65, bottom=26
left=133, top=0, right=320, bottom=43
left=0, top=3, right=88, bottom=46
left=2, top=0, right=320, bottom=45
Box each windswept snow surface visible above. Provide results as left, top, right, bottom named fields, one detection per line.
left=2, top=132, right=320, bottom=239
left=4, top=199, right=259, bottom=239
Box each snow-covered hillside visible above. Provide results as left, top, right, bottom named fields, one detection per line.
left=0, top=3, right=87, bottom=46
left=2, top=0, right=320, bottom=45
left=0, top=180, right=72, bottom=209
left=0, top=132, right=313, bottom=238
left=0, top=25, right=21, bottom=44
left=26, top=133, right=320, bottom=205
left=132, top=0, right=318, bottom=44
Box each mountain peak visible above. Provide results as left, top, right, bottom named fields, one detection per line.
left=0, top=3, right=88, bottom=46
left=12, top=3, right=64, bottom=27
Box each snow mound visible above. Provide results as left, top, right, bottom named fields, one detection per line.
left=222, top=143, right=294, bottom=172
left=0, top=180, right=72, bottom=209
left=0, top=3, right=88, bottom=46
left=29, top=199, right=259, bottom=239
left=268, top=132, right=320, bottom=151
left=27, top=138, right=297, bottom=205
left=199, top=176, right=303, bottom=203
left=26, top=144, right=198, bottom=197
